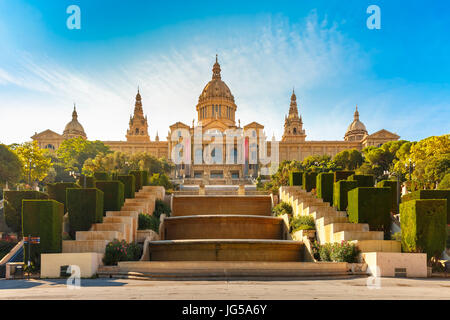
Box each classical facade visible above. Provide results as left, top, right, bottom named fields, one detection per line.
left=31, top=56, right=400, bottom=180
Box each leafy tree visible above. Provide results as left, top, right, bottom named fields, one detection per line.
left=438, top=173, right=450, bottom=190
left=82, top=151, right=173, bottom=176
left=332, top=149, right=363, bottom=170
left=149, top=173, right=173, bottom=190
left=0, top=144, right=22, bottom=187
left=57, top=137, right=111, bottom=173
left=11, top=141, right=52, bottom=186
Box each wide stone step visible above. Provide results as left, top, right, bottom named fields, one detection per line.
left=350, top=240, right=401, bottom=253
left=333, top=231, right=384, bottom=242
left=76, top=230, right=124, bottom=241
left=62, top=240, right=109, bottom=254
left=97, top=261, right=350, bottom=279
left=144, top=239, right=303, bottom=262
left=172, top=195, right=272, bottom=217
left=162, top=215, right=284, bottom=240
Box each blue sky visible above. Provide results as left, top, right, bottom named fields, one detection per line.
left=0, top=0, right=449, bottom=144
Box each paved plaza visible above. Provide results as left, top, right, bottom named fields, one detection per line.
left=0, top=277, right=449, bottom=300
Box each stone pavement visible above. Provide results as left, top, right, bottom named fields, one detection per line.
left=0, top=277, right=449, bottom=300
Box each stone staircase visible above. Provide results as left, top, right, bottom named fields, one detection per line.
left=62, top=186, right=163, bottom=255
left=280, top=186, right=400, bottom=253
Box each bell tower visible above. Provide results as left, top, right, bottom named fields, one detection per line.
left=126, top=89, right=150, bottom=142
left=282, top=90, right=306, bottom=142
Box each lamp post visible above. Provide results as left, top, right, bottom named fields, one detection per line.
left=69, top=171, right=86, bottom=188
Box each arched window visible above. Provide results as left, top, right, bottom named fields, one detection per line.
left=45, top=144, right=55, bottom=150
left=135, top=128, right=139, bottom=134
left=293, top=128, right=297, bottom=134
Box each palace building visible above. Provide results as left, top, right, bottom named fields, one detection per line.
left=32, top=56, right=400, bottom=180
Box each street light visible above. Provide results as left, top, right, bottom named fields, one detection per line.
left=69, top=171, right=86, bottom=188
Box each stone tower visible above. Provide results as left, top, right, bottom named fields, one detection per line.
left=126, top=89, right=150, bottom=142
left=281, top=90, right=306, bottom=142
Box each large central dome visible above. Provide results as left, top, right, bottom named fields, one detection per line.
left=198, top=56, right=235, bottom=104
left=196, top=56, right=237, bottom=128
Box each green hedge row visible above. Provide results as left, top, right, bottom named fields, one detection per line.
left=77, top=175, right=96, bottom=188
left=93, top=172, right=111, bottom=181
left=348, top=187, right=391, bottom=238
left=401, top=190, right=450, bottom=224
left=348, top=174, right=374, bottom=187
left=67, top=188, right=104, bottom=237
left=289, top=171, right=303, bottom=186
left=376, top=180, right=399, bottom=214
left=4, top=191, right=48, bottom=234
left=129, top=170, right=149, bottom=191
left=303, top=172, right=317, bottom=192
left=333, top=180, right=357, bottom=211
left=334, top=171, right=354, bottom=183
left=94, top=181, right=125, bottom=214
left=400, top=199, right=447, bottom=259
left=47, top=182, right=80, bottom=213
left=117, top=175, right=136, bottom=199
left=22, top=200, right=64, bottom=267
left=316, top=173, right=334, bottom=204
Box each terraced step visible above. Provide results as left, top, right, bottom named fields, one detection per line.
left=124, top=198, right=154, bottom=214
left=162, top=215, right=284, bottom=240
left=144, top=239, right=303, bottom=262
left=91, top=223, right=131, bottom=242
left=104, top=216, right=136, bottom=242
left=98, top=261, right=351, bottom=279
left=62, top=240, right=109, bottom=254
left=121, top=204, right=146, bottom=214
left=310, top=209, right=347, bottom=221
left=76, top=230, right=124, bottom=241
left=333, top=230, right=384, bottom=242
left=350, top=240, right=401, bottom=253
left=323, top=223, right=369, bottom=243
left=106, top=211, right=139, bottom=238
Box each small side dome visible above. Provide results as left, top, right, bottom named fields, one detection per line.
left=63, top=105, right=87, bottom=139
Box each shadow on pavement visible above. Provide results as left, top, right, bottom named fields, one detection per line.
left=0, top=278, right=128, bottom=290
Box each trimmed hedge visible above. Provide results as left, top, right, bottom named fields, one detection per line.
left=316, top=173, right=334, bottom=204
left=348, top=174, right=374, bottom=187
left=47, top=182, right=80, bottom=213
left=129, top=170, right=144, bottom=191
left=303, top=172, right=317, bottom=192
left=22, top=200, right=64, bottom=266
left=94, top=181, right=125, bottom=214
left=77, top=175, right=96, bottom=188
left=334, top=171, right=355, bottom=183
left=4, top=191, right=48, bottom=234
left=93, top=172, right=111, bottom=181
left=67, top=188, right=104, bottom=237
left=377, top=180, right=399, bottom=214
left=142, top=170, right=149, bottom=186
left=118, top=175, right=136, bottom=199
left=333, top=180, right=358, bottom=211
left=401, top=190, right=450, bottom=224
left=289, top=171, right=303, bottom=186
left=400, top=199, right=447, bottom=259
left=348, top=187, right=391, bottom=238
